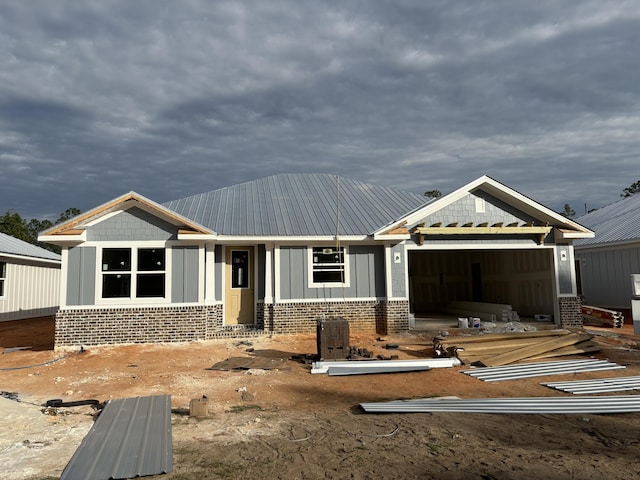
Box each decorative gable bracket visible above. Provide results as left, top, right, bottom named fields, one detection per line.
left=411, top=222, right=552, bottom=246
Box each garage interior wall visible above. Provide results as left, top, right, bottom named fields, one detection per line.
left=409, top=249, right=554, bottom=318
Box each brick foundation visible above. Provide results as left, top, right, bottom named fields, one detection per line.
left=55, top=305, right=225, bottom=347
left=55, top=299, right=411, bottom=347
left=558, top=296, right=583, bottom=328
left=264, top=300, right=410, bottom=335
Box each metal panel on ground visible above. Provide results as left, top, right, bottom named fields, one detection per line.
left=360, top=395, right=640, bottom=414
left=61, top=395, right=173, bottom=480
left=542, top=376, right=640, bottom=394
left=461, top=359, right=625, bottom=382
left=311, top=357, right=461, bottom=374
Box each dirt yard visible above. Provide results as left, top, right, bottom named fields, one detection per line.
left=1, top=317, right=640, bottom=480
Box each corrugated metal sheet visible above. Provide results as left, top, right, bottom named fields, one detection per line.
left=575, top=193, right=640, bottom=247
left=542, top=376, right=640, bottom=394
left=0, top=232, right=61, bottom=261
left=311, top=357, right=461, bottom=374
left=461, top=359, right=625, bottom=382
left=61, top=395, right=173, bottom=480
left=360, top=395, right=640, bottom=414
left=163, top=174, right=428, bottom=236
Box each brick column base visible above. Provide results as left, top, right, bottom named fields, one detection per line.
left=558, top=296, right=583, bottom=328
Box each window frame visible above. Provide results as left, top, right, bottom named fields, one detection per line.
left=97, top=244, right=169, bottom=304
left=307, top=245, right=350, bottom=288
left=0, top=261, right=6, bottom=298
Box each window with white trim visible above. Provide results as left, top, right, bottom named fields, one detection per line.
left=101, top=247, right=166, bottom=299
left=309, top=246, right=348, bottom=287
left=0, top=262, right=6, bottom=297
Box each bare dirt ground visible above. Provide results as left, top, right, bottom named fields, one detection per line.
left=1, top=317, right=640, bottom=480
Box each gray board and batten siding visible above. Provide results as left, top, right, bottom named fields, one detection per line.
left=67, top=246, right=96, bottom=306
left=279, top=245, right=385, bottom=300
left=66, top=208, right=201, bottom=305
left=171, top=246, right=199, bottom=303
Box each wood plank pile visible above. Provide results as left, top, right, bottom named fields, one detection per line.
left=443, top=300, right=520, bottom=322
left=433, top=329, right=599, bottom=367
left=581, top=305, right=624, bottom=328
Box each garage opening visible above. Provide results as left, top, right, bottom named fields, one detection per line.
left=408, top=249, right=555, bottom=324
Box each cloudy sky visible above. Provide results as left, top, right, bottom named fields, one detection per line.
left=2, top=1, right=640, bottom=221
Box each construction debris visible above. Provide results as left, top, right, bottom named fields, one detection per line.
left=581, top=305, right=624, bottom=328
left=360, top=395, right=640, bottom=414
left=461, top=359, right=625, bottom=382
left=443, top=301, right=520, bottom=322
left=207, top=357, right=286, bottom=371
left=541, top=376, right=640, bottom=394
left=311, top=358, right=461, bottom=375
left=434, top=329, right=599, bottom=366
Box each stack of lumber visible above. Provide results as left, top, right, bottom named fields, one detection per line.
left=581, top=305, right=624, bottom=328
left=433, top=329, right=599, bottom=366
left=443, top=301, right=519, bottom=322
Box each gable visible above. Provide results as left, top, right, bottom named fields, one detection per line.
left=411, top=190, right=537, bottom=228
left=375, top=175, right=593, bottom=243
left=86, top=207, right=178, bottom=242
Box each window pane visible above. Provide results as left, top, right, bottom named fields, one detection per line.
left=231, top=251, right=249, bottom=288
left=102, top=249, right=131, bottom=271
left=0, top=262, right=6, bottom=278
left=138, top=248, right=165, bottom=271
left=312, top=247, right=343, bottom=264
left=0, top=280, right=4, bottom=297
left=103, top=274, right=131, bottom=297
left=137, top=273, right=165, bottom=297
left=313, top=270, right=344, bottom=283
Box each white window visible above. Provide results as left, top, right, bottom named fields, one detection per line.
left=309, top=246, right=349, bottom=287
left=100, top=247, right=166, bottom=300
left=0, top=262, right=6, bottom=297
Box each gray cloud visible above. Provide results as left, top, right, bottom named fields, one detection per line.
left=1, top=0, right=640, bottom=220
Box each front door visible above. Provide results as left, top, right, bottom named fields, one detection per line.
left=225, top=247, right=254, bottom=325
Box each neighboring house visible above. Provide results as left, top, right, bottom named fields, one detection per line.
left=0, top=232, right=61, bottom=322
left=39, top=174, right=593, bottom=347
left=574, top=193, right=640, bottom=311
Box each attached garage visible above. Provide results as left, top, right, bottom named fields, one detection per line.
left=377, top=176, right=594, bottom=328
left=408, top=248, right=556, bottom=320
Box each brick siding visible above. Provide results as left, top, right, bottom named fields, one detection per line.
left=55, top=300, right=410, bottom=347
left=558, top=296, right=583, bottom=327
left=263, top=300, right=410, bottom=335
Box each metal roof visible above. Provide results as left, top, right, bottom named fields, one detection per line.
left=60, top=395, right=173, bottom=480
left=0, top=232, right=61, bottom=262
left=574, top=193, right=640, bottom=247
left=163, top=173, right=428, bottom=236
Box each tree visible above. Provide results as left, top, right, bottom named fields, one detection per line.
left=622, top=180, right=640, bottom=197
left=424, top=189, right=442, bottom=199
left=0, top=210, right=31, bottom=242
left=559, top=203, right=576, bottom=219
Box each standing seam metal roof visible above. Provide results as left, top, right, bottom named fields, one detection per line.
left=0, top=232, right=61, bottom=262
left=574, top=193, right=640, bottom=247
left=163, top=174, right=428, bottom=236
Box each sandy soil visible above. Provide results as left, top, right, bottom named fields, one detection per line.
left=1, top=317, right=640, bottom=480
